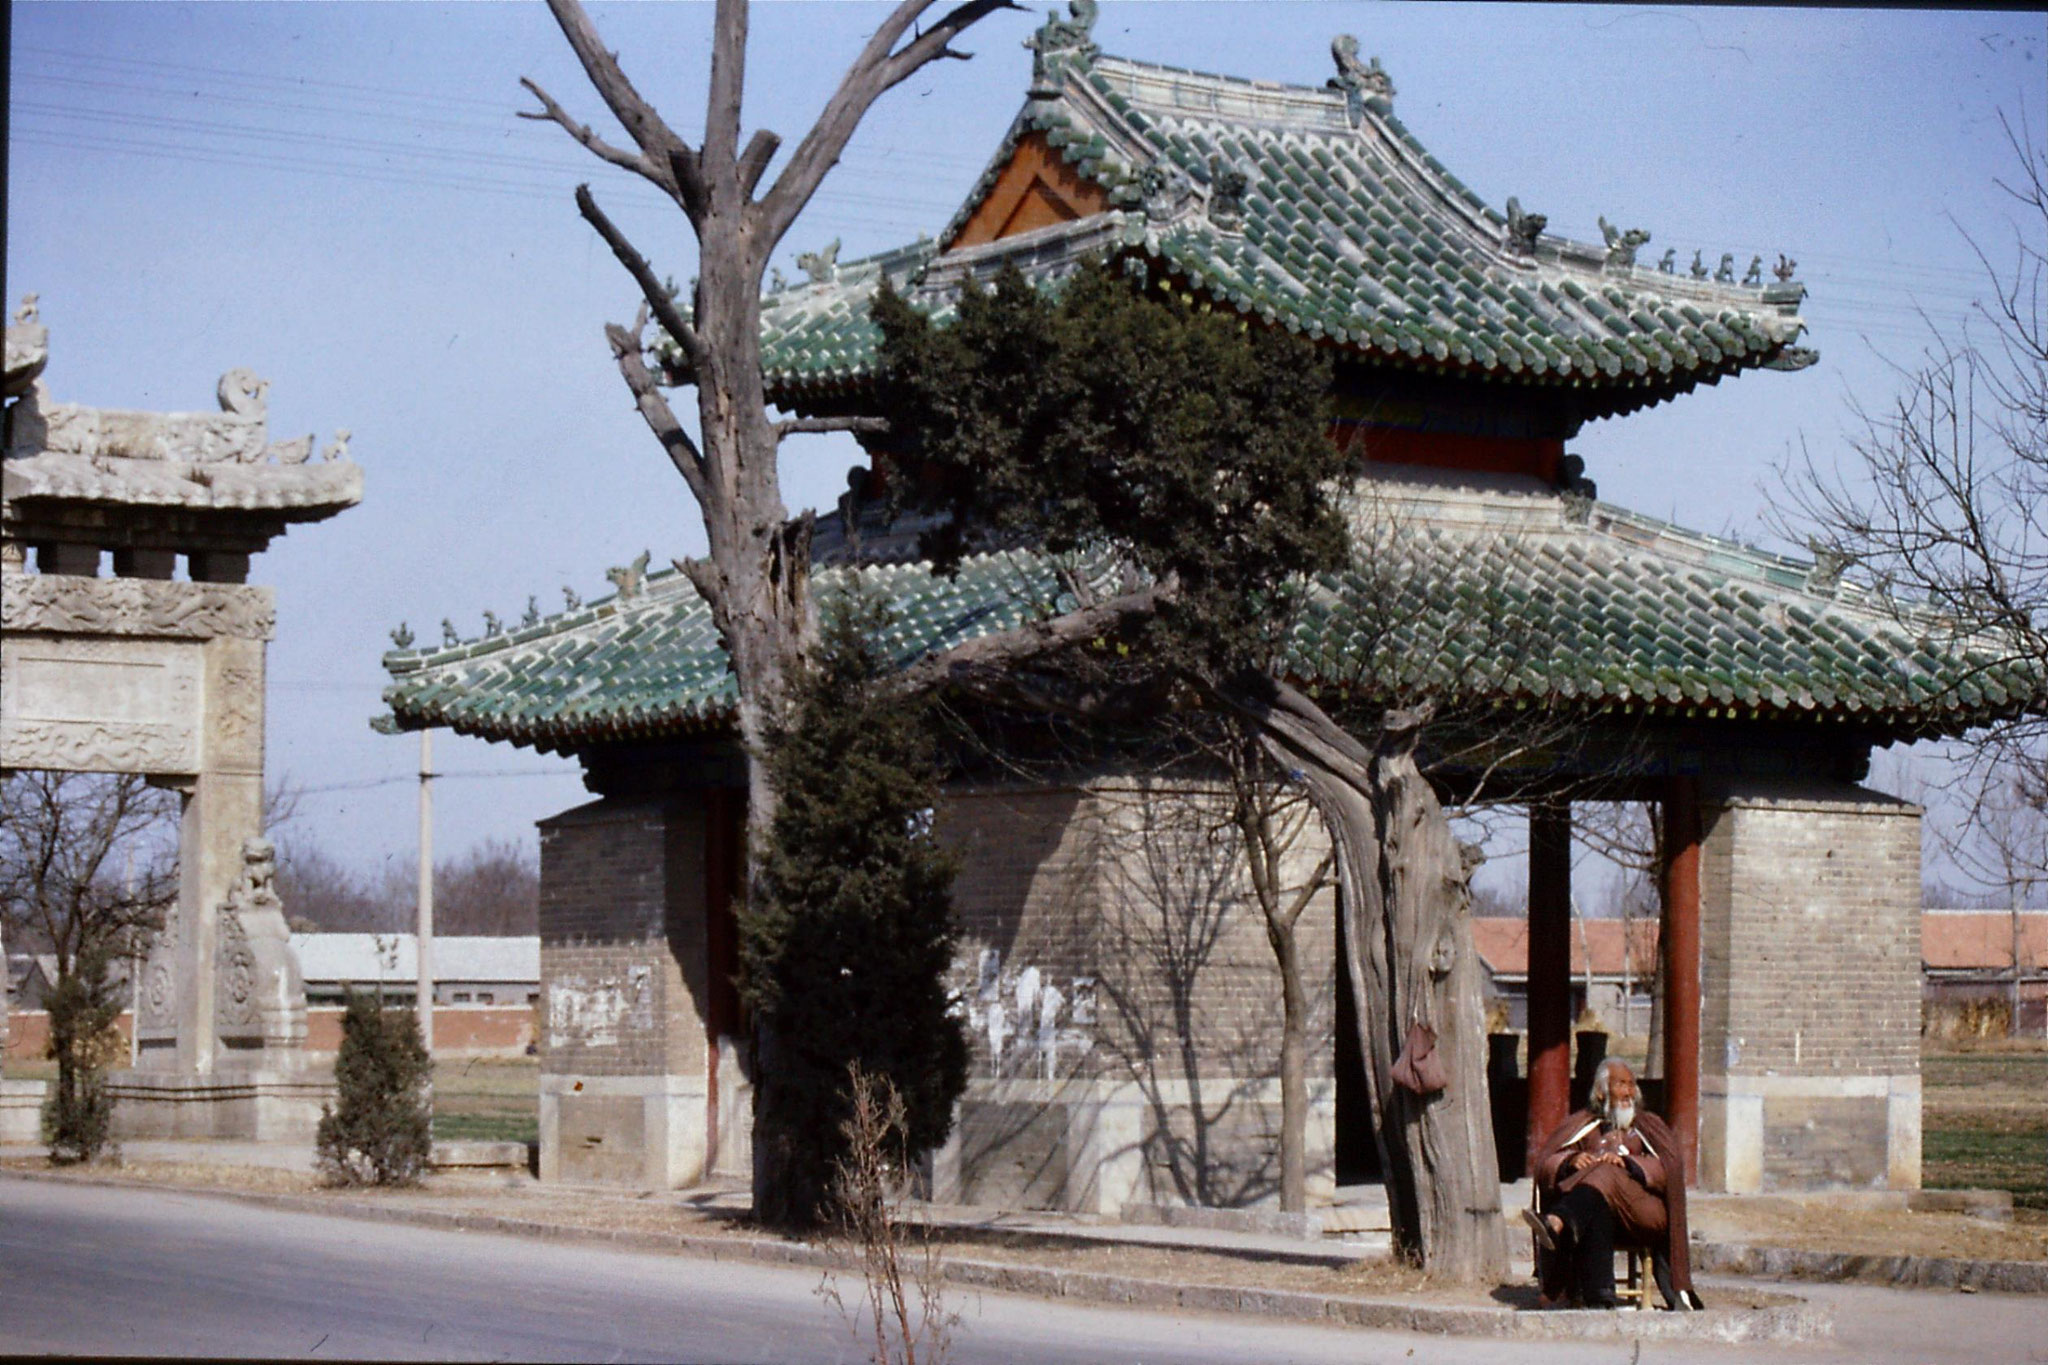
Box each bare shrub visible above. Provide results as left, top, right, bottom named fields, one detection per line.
left=820, top=1063, right=953, bottom=1365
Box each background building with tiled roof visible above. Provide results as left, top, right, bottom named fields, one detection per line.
left=381, top=8, right=2036, bottom=1207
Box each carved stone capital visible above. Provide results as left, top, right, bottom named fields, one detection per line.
left=2, top=574, right=275, bottom=641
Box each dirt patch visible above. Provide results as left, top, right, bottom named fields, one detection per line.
left=1692, top=1196, right=2048, bottom=1264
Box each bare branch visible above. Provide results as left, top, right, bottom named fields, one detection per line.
left=899, top=580, right=1172, bottom=698
left=737, top=128, right=783, bottom=197
left=704, top=0, right=749, bottom=173
left=603, top=317, right=711, bottom=503
left=575, top=184, right=707, bottom=371
left=773, top=415, right=889, bottom=441
left=519, top=77, right=660, bottom=185
left=541, top=0, right=707, bottom=216
left=756, top=0, right=1016, bottom=241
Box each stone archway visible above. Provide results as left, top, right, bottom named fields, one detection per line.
left=1, top=300, right=361, bottom=1139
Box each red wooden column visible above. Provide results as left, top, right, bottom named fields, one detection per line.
left=1526, top=800, right=1573, bottom=1170
left=1660, top=777, right=1703, bottom=1183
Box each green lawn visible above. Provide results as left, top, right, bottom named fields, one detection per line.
left=430, top=1056, right=538, bottom=1147
left=1923, top=1043, right=2048, bottom=1211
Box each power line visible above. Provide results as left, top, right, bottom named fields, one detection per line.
left=289, top=768, right=574, bottom=797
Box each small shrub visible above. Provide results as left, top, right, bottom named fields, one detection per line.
left=316, top=991, right=433, bottom=1185
left=42, top=946, right=127, bottom=1165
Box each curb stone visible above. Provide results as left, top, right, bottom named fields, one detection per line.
left=1694, top=1240, right=2048, bottom=1295
left=0, top=1169, right=1834, bottom=1342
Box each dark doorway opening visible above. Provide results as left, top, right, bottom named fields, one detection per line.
left=1333, top=901, right=1381, bottom=1183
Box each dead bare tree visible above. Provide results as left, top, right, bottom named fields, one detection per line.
left=1789, top=115, right=2048, bottom=886
left=0, top=772, right=178, bottom=1160
left=525, top=0, right=1019, bottom=1221
left=1225, top=737, right=1333, bottom=1214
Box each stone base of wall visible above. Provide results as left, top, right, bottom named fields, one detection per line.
left=106, top=1068, right=333, bottom=1142
left=934, top=1076, right=1335, bottom=1215
left=1699, top=1072, right=1921, bottom=1193
left=0, top=1077, right=49, bottom=1143
left=539, top=1069, right=752, bottom=1188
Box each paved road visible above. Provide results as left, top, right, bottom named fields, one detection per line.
left=4, top=1176, right=2043, bottom=1363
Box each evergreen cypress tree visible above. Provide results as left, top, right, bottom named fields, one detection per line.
left=315, top=991, right=433, bottom=1185
left=42, top=943, right=126, bottom=1164
left=743, top=587, right=969, bottom=1228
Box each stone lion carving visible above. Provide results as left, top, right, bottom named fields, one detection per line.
left=214, top=836, right=307, bottom=1054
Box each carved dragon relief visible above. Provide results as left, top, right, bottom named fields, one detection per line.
left=0, top=720, right=197, bottom=776
left=1, top=575, right=276, bottom=640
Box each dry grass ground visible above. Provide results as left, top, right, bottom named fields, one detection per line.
left=1921, top=1038, right=2048, bottom=1215
left=429, top=1055, right=538, bottom=1144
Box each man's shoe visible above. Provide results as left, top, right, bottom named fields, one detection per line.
left=1519, top=1207, right=1558, bottom=1252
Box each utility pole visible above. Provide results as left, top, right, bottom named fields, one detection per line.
left=417, top=728, right=434, bottom=1053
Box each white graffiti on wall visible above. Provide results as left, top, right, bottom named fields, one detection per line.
left=959, top=947, right=1095, bottom=1080
left=546, top=965, right=654, bottom=1049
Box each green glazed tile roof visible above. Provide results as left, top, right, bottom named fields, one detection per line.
left=752, top=39, right=1810, bottom=413
left=378, top=478, right=2037, bottom=753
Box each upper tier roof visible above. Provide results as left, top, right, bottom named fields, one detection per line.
left=376, top=472, right=2037, bottom=753
left=748, top=9, right=1812, bottom=419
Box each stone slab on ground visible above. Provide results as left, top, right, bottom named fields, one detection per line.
left=429, top=1140, right=531, bottom=1171
left=1908, top=1188, right=2014, bottom=1221
left=0, top=1079, right=47, bottom=1144
left=1695, top=1240, right=2048, bottom=1295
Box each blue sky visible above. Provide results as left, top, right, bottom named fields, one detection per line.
left=10, top=3, right=2044, bottom=895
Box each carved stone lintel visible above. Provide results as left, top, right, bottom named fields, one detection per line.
left=1, top=574, right=276, bottom=641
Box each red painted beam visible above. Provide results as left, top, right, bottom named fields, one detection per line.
left=1661, top=777, right=1703, bottom=1184
left=1526, top=801, right=1573, bottom=1172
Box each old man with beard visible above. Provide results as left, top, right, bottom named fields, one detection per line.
left=1524, top=1057, right=1705, bottom=1310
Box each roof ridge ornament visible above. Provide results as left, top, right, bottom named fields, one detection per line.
left=606, top=549, right=652, bottom=601
left=1504, top=197, right=1547, bottom=258
left=1328, top=35, right=1394, bottom=126
left=797, top=240, right=840, bottom=285
left=1135, top=158, right=1195, bottom=224
left=1026, top=0, right=1098, bottom=88
left=1805, top=539, right=1851, bottom=594
left=1206, top=155, right=1248, bottom=233
left=1598, top=216, right=1650, bottom=271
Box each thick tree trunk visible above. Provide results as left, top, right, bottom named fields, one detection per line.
left=1274, top=926, right=1308, bottom=1212
left=1231, top=680, right=1508, bottom=1281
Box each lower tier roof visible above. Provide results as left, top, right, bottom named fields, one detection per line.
left=376, top=472, right=2037, bottom=754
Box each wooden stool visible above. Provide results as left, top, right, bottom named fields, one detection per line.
left=1615, top=1245, right=1651, bottom=1310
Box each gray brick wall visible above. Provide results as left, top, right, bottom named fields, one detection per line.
left=940, top=779, right=1336, bottom=1207
left=1701, top=785, right=1921, bottom=1079
left=538, top=796, right=710, bottom=1079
